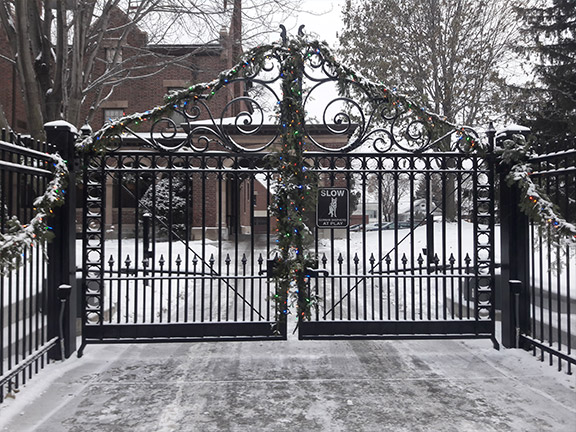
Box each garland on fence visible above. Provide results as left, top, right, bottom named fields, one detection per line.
left=72, top=33, right=485, bottom=325
left=497, top=135, right=576, bottom=244
left=0, top=153, right=69, bottom=274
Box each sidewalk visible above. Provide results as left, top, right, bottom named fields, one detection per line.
left=1, top=337, right=575, bottom=431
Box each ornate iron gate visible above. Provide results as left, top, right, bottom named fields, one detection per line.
left=300, top=150, right=496, bottom=341
left=80, top=150, right=284, bottom=352
left=79, top=32, right=496, bottom=350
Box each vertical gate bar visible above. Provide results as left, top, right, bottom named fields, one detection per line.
left=217, top=166, right=223, bottom=323
left=117, top=165, right=124, bottom=324
left=457, top=158, right=463, bottom=319
left=233, top=171, right=239, bottom=322
left=538, top=227, right=544, bottom=359
left=175, top=257, right=181, bottom=322
left=134, top=160, right=141, bottom=324
left=409, top=164, right=416, bottom=321
left=386, top=254, right=391, bottom=319
left=201, top=158, right=207, bottom=323
left=378, top=169, right=384, bottom=320
left=268, top=168, right=274, bottom=322
left=34, top=212, right=40, bottom=374
left=554, top=177, right=562, bottom=370
left=565, top=166, right=573, bottom=374
left=242, top=254, right=247, bottom=321
left=402, top=254, right=407, bottom=320
left=394, top=164, right=399, bottom=321
left=556, top=241, right=562, bottom=370
left=192, top=255, right=198, bottom=322
left=184, top=157, right=191, bottom=322
left=250, top=175, right=255, bottom=322
left=530, top=223, right=536, bottom=355
left=22, top=174, right=28, bottom=382
left=14, top=161, right=21, bottom=382
left=425, top=169, right=431, bottom=320
left=361, top=166, right=368, bottom=320
left=441, top=160, right=447, bottom=321
left=23, top=238, right=29, bottom=382
left=547, top=225, right=553, bottom=364
left=343, top=170, right=351, bottom=321
left=209, top=255, right=214, bottom=322
left=191, top=167, right=197, bottom=323
left=225, top=254, right=231, bottom=321
left=150, top=164, right=156, bottom=324
left=167, top=168, right=174, bottom=323
left=566, top=244, right=572, bottom=375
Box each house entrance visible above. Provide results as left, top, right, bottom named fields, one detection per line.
left=79, top=32, right=496, bottom=352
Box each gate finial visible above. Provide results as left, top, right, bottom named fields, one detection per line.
left=279, top=24, right=287, bottom=45
left=298, top=25, right=305, bottom=36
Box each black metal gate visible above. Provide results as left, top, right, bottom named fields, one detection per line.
left=300, top=150, right=496, bottom=341
left=81, top=150, right=284, bottom=351
left=79, top=32, right=496, bottom=350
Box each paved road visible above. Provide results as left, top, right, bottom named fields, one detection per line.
left=1, top=337, right=575, bottom=431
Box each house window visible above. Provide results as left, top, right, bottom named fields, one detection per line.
left=167, top=87, right=186, bottom=127
left=104, top=47, right=122, bottom=64
left=103, top=108, right=125, bottom=121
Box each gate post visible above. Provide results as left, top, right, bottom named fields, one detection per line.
left=45, top=121, right=78, bottom=359
left=497, top=126, right=531, bottom=348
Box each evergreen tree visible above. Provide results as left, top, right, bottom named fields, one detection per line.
left=140, top=175, right=192, bottom=239
left=515, top=0, right=576, bottom=145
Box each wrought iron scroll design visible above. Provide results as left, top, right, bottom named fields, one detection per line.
left=110, top=54, right=285, bottom=153
left=94, top=34, right=482, bottom=156
left=301, top=47, right=480, bottom=153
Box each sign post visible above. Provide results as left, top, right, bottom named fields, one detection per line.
left=316, top=188, right=350, bottom=228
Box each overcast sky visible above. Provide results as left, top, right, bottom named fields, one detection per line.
left=281, top=0, right=345, bottom=46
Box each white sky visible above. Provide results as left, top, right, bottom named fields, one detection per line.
left=280, top=0, right=345, bottom=46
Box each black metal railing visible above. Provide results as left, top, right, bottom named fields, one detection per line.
left=0, top=124, right=77, bottom=403
left=526, top=145, right=575, bottom=373
left=0, top=130, right=56, bottom=402
left=500, top=136, right=575, bottom=373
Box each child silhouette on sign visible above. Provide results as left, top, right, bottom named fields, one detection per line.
left=329, top=197, right=338, bottom=218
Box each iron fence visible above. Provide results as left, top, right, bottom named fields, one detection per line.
left=0, top=130, right=57, bottom=402
left=525, top=144, right=575, bottom=373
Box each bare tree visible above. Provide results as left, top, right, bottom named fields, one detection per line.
left=339, top=0, right=523, bottom=128
left=366, top=173, right=410, bottom=222
left=0, top=0, right=302, bottom=140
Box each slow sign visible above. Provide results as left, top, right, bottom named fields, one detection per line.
left=316, top=188, right=349, bottom=228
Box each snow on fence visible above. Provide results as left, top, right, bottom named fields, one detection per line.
left=0, top=131, right=60, bottom=402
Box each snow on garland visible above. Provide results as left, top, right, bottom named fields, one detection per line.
left=72, top=33, right=486, bottom=325
left=497, top=135, right=576, bottom=244
left=0, top=152, right=69, bottom=274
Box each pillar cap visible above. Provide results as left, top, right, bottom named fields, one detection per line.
left=44, top=120, right=78, bottom=135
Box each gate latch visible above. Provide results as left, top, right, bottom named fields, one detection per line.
left=305, top=268, right=329, bottom=278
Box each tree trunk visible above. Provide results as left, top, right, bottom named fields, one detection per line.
left=14, top=0, right=46, bottom=140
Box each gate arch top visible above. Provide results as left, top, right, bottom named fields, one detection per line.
left=79, top=31, right=483, bottom=155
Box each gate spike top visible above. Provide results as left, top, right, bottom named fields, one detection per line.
left=279, top=24, right=287, bottom=45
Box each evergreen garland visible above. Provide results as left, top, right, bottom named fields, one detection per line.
left=0, top=152, right=69, bottom=274
left=497, top=135, right=576, bottom=244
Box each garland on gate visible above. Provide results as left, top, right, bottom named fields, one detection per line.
left=75, top=37, right=481, bottom=154
left=496, top=135, right=576, bottom=244
left=0, top=153, right=69, bottom=274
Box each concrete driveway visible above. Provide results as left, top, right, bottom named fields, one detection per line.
left=1, top=337, right=575, bottom=431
